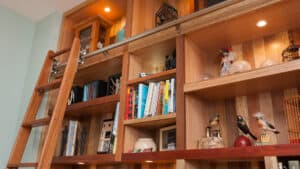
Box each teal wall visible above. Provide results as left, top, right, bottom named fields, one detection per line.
left=0, top=6, right=35, bottom=167
left=0, top=6, right=62, bottom=168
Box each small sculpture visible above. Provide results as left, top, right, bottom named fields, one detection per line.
left=253, top=112, right=279, bottom=145
left=260, top=58, right=279, bottom=68
left=229, top=60, right=251, bottom=74
left=218, top=48, right=236, bottom=76
left=282, top=31, right=300, bottom=62
left=155, top=3, right=178, bottom=26
left=199, top=114, right=224, bottom=149
left=253, top=112, right=279, bottom=134
left=236, top=115, right=257, bottom=140
left=165, top=50, right=176, bottom=70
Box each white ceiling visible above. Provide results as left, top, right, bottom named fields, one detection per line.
left=0, top=0, right=86, bottom=22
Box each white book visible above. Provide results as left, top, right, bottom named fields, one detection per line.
left=65, top=120, right=78, bottom=156
left=168, top=78, right=175, bottom=113
left=150, top=83, right=160, bottom=116
left=144, top=82, right=155, bottom=117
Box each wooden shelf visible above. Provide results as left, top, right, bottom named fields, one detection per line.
left=184, top=60, right=300, bottom=99
left=122, top=144, right=300, bottom=162
left=184, top=144, right=300, bottom=161
left=127, top=69, right=176, bottom=85
left=66, top=95, right=119, bottom=116
left=52, top=154, right=116, bottom=165
left=122, top=150, right=184, bottom=162
left=124, top=113, right=176, bottom=129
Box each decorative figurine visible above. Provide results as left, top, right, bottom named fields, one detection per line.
left=253, top=112, right=280, bottom=134
left=235, top=115, right=256, bottom=147
left=236, top=115, right=257, bottom=140
left=137, top=72, right=153, bottom=78
left=282, top=31, right=300, bottom=62
left=260, top=58, right=279, bottom=68
left=165, top=49, right=176, bottom=70
left=199, top=114, right=224, bottom=149
left=218, top=48, right=236, bottom=76
left=155, top=3, right=178, bottom=26
left=229, top=60, right=251, bottom=74
left=200, top=73, right=213, bottom=81
left=253, top=112, right=279, bottom=145
left=134, top=138, right=157, bottom=152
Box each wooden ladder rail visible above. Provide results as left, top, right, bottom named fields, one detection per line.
left=6, top=38, right=80, bottom=169
left=36, top=38, right=79, bottom=169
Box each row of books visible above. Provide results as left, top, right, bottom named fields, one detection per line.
left=67, top=73, right=121, bottom=105
left=125, top=78, right=176, bottom=120
left=59, top=102, right=120, bottom=156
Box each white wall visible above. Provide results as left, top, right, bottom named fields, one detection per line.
left=0, top=6, right=62, bottom=167
left=0, top=5, right=35, bottom=167
left=21, top=12, right=62, bottom=163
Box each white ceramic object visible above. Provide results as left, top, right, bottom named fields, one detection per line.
left=260, top=58, right=279, bottom=68
left=134, top=138, right=157, bottom=152
left=229, top=60, right=251, bottom=74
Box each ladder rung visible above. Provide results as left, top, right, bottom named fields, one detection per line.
left=22, top=117, right=51, bottom=128
left=7, top=162, right=38, bottom=168
left=49, top=48, right=71, bottom=59
left=35, top=78, right=62, bottom=93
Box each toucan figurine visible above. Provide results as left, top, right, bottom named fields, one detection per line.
left=253, top=112, right=280, bottom=134
left=237, top=115, right=257, bottom=140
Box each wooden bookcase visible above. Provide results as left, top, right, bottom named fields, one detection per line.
left=44, top=0, right=300, bottom=169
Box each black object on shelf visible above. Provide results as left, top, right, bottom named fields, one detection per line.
left=107, top=74, right=121, bottom=95
left=68, top=86, right=83, bottom=105
left=165, top=49, right=176, bottom=70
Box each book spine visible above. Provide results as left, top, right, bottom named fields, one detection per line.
left=141, top=84, right=148, bottom=118
left=163, top=80, right=170, bottom=114
left=112, top=102, right=120, bottom=154
left=156, top=81, right=164, bottom=115
left=83, top=85, right=87, bottom=102
left=65, top=120, right=78, bottom=156
left=169, top=78, right=174, bottom=113
left=150, top=82, right=160, bottom=116
left=144, top=82, right=154, bottom=117
left=137, top=84, right=143, bottom=118
left=125, top=87, right=132, bottom=120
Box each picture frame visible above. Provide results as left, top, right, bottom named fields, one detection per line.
left=159, top=125, right=176, bottom=151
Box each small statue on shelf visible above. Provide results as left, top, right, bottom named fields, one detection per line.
left=282, top=31, right=300, bottom=62
left=165, top=49, right=176, bottom=70
left=253, top=112, right=279, bottom=145
left=199, top=114, right=224, bottom=149
left=217, top=48, right=236, bottom=76
left=234, top=115, right=257, bottom=147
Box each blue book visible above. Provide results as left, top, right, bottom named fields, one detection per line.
left=83, top=85, right=88, bottom=101
left=137, top=84, right=148, bottom=118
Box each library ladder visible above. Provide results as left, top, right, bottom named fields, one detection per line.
left=6, top=38, right=80, bottom=169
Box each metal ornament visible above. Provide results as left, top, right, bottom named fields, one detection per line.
left=155, top=3, right=178, bottom=26
left=282, top=31, right=300, bottom=62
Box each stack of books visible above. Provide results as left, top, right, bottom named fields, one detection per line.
left=59, top=102, right=120, bottom=156
left=125, top=78, right=176, bottom=120
left=83, top=80, right=107, bottom=101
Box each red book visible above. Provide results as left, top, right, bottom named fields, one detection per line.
left=125, top=87, right=133, bottom=120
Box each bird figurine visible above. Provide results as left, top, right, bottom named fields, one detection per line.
left=209, top=114, right=220, bottom=127
left=253, top=112, right=279, bottom=134
left=236, top=115, right=257, bottom=140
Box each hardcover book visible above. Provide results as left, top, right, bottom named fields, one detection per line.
left=137, top=84, right=148, bottom=118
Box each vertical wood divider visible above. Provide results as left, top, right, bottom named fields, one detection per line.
left=176, top=35, right=186, bottom=150
left=116, top=51, right=130, bottom=161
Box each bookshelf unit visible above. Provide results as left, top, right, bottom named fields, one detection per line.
left=38, top=0, right=300, bottom=169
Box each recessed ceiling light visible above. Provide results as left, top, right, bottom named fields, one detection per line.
left=104, top=7, right=111, bottom=13
left=256, top=20, right=267, bottom=27
left=145, top=160, right=153, bottom=163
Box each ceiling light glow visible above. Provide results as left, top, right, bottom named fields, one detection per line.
left=104, top=7, right=111, bottom=13
left=256, top=20, right=267, bottom=27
